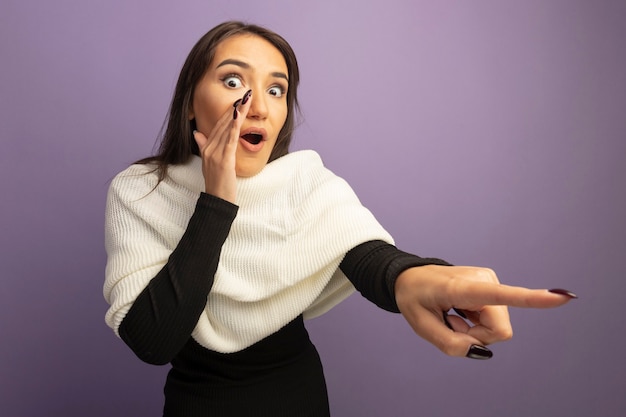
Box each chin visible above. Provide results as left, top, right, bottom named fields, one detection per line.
left=235, top=164, right=264, bottom=178
left=235, top=152, right=273, bottom=178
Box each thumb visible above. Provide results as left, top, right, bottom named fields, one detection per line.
left=192, top=129, right=208, bottom=150
left=401, top=306, right=493, bottom=359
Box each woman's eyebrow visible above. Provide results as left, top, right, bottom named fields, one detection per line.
left=216, top=59, right=288, bottom=82
left=216, top=59, right=250, bottom=69
left=272, top=72, right=289, bottom=82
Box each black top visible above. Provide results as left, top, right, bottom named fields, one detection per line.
left=119, top=192, right=450, bottom=366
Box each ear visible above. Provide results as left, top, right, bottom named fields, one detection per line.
left=188, top=96, right=195, bottom=120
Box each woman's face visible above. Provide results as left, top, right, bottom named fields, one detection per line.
left=190, top=34, right=289, bottom=177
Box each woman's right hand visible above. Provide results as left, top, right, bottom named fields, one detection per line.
left=192, top=90, right=252, bottom=204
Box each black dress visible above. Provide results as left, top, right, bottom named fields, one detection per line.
left=163, top=315, right=329, bottom=416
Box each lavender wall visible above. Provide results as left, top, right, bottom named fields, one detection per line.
left=2, top=1, right=625, bottom=416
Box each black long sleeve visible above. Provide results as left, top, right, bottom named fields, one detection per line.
left=340, top=240, right=452, bottom=313
left=118, top=193, right=238, bottom=365
left=118, top=195, right=448, bottom=364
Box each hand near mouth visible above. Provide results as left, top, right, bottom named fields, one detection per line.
left=192, top=90, right=252, bottom=204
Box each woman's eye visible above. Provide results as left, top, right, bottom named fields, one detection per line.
left=222, top=76, right=242, bottom=89
left=268, top=86, right=285, bottom=98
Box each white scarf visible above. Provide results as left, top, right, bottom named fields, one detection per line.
left=104, top=150, right=393, bottom=353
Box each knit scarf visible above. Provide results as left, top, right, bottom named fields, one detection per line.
left=105, top=150, right=393, bottom=353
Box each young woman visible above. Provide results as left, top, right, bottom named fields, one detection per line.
left=103, top=21, right=576, bottom=416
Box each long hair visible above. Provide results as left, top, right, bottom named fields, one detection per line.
left=137, top=21, right=301, bottom=182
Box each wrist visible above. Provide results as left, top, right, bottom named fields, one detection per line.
left=394, top=265, right=446, bottom=312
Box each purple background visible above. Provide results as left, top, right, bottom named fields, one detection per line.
left=2, top=1, right=625, bottom=416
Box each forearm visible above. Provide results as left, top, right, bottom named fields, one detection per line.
left=118, top=193, right=237, bottom=365
left=340, top=240, right=452, bottom=312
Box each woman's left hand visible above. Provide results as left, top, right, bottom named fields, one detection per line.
left=394, top=265, right=576, bottom=359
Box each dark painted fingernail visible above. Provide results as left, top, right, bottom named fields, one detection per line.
left=548, top=288, right=578, bottom=299
left=233, top=107, right=238, bottom=120
left=241, top=89, right=252, bottom=105
left=467, top=345, right=493, bottom=360
left=233, top=98, right=242, bottom=108
left=453, top=308, right=467, bottom=319
left=442, top=311, right=453, bottom=330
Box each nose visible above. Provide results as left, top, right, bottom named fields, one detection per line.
left=246, top=90, right=268, bottom=120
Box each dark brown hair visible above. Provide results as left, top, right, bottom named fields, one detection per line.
left=137, top=21, right=301, bottom=181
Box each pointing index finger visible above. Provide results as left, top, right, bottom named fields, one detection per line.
left=449, top=281, right=577, bottom=310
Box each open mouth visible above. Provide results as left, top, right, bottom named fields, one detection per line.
left=241, top=133, right=264, bottom=145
